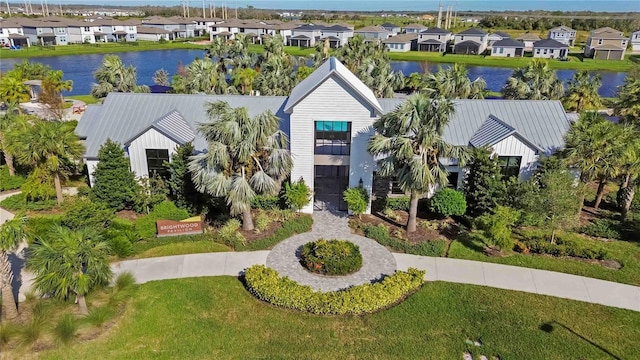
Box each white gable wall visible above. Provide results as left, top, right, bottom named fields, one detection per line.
left=491, top=135, right=538, bottom=180
left=289, top=76, right=377, bottom=214
left=127, top=128, right=179, bottom=178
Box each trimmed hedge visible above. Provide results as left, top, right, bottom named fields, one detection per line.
left=251, top=194, right=281, bottom=210
left=301, top=239, right=362, bottom=275
left=428, top=188, right=466, bottom=217
left=244, top=265, right=425, bottom=315
left=363, top=224, right=447, bottom=257
left=519, top=235, right=609, bottom=260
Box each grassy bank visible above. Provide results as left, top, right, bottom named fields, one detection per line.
left=40, top=277, right=640, bottom=359
left=0, top=41, right=207, bottom=59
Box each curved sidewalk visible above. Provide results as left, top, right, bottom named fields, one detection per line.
left=109, top=251, right=640, bottom=312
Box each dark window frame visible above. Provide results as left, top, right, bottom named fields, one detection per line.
left=314, top=121, right=352, bottom=156
left=146, top=148, right=170, bottom=179
left=499, top=156, right=522, bottom=179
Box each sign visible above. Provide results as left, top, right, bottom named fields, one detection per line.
left=156, top=219, right=203, bottom=237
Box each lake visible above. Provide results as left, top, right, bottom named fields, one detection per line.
left=0, top=49, right=627, bottom=97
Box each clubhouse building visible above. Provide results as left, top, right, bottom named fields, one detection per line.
left=77, top=57, right=571, bottom=214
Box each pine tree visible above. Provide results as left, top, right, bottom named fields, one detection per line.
left=463, top=147, right=506, bottom=218
left=92, top=139, right=138, bottom=211
left=166, top=142, right=207, bottom=215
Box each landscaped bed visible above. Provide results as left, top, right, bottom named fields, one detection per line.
left=32, top=277, right=640, bottom=360
left=300, top=239, right=363, bottom=275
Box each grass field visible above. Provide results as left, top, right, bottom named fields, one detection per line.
left=39, top=277, right=640, bottom=359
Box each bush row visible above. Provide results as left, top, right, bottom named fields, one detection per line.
left=373, top=188, right=467, bottom=218
left=0, top=165, right=26, bottom=191
left=518, top=236, right=609, bottom=260
left=244, top=265, right=425, bottom=315
left=363, top=224, right=447, bottom=257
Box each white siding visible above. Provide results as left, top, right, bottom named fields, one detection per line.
left=491, top=47, right=518, bottom=57
left=491, top=135, right=538, bottom=180
left=87, top=160, right=99, bottom=187
left=289, top=76, right=377, bottom=214
left=127, top=128, right=179, bottom=178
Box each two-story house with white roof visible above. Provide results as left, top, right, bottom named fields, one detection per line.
left=0, top=19, right=30, bottom=48
left=453, top=27, right=488, bottom=54
left=417, top=27, right=452, bottom=52
left=548, top=26, right=576, bottom=46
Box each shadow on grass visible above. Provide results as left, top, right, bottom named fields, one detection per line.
left=540, top=321, right=621, bottom=360
left=452, top=232, right=486, bottom=254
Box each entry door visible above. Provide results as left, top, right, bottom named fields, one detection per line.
left=314, top=165, right=349, bottom=211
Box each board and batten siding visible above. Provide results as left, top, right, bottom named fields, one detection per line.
left=491, top=135, right=538, bottom=180
left=86, top=160, right=99, bottom=187
left=289, top=76, right=377, bottom=214
left=127, top=128, right=179, bottom=178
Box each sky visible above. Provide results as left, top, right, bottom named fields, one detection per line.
left=39, top=1, right=640, bottom=13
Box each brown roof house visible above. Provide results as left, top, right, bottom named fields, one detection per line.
left=584, top=27, right=628, bottom=60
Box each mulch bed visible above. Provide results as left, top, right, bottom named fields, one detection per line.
left=116, top=209, right=143, bottom=221
left=353, top=210, right=460, bottom=244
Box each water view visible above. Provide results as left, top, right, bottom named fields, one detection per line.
left=0, top=49, right=628, bottom=97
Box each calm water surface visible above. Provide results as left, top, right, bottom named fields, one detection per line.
left=0, top=49, right=627, bottom=97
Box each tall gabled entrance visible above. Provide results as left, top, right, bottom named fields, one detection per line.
left=314, top=165, right=349, bottom=211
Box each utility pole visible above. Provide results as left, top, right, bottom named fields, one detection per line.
left=5, top=0, right=10, bottom=16
left=437, top=2, right=443, bottom=28
left=59, top=0, right=62, bottom=15
left=235, top=3, right=237, bottom=18
left=212, top=1, right=216, bottom=18
left=453, top=1, right=458, bottom=29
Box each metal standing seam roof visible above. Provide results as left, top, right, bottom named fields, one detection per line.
left=468, top=115, right=542, bottom=151
left=284, top=57, right=382, bottom=114
left=123, top=110, right=196, bottom=146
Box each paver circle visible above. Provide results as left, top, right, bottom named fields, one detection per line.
left=266, top=232, right=397, bottom=292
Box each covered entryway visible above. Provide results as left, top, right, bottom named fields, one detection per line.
left=314, top=165, right=349, bottom=211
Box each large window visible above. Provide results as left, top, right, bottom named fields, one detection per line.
left=315, top=121, right=351, bottom=155
left=146, top=149, right=170, bottom=178
left=447, top=172, right=459, bottom=189
left=499, top=156, right=521, bottom=179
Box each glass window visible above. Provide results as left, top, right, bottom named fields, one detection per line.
left=499, top=47, right=504, bottom=54
left=315, top=121, right=351, bottom=155
left=146, top=149, right=170, bottom=178
left=499, top=156, right=521, bottom=179
left=447, top=172, right=459, bottom=189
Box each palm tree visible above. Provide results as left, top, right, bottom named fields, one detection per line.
left=368, top=94, right=469, bottom=232
left=153, top=69, right=170, bottom=86
left=232, top=67, right=259, bottom=95
left=189, top=101, right=292, bottom=231
left=91, top=55, right=137, bottom=98
left=616, top=131, right=640, bottom=220
left=12, top=120, right=84, bottom=205
left=0, top=74, right=30, bottom=109
left=563, top=70, right=602, bottom=112
left=0, top=110, right=29, bottom=176
left=0, top=216, right=25, bottom=321
left=614, top=66, right=640, bottom=126
left=44, top=69, right=73, bottom=101
left=28, top=226, right=112, bottom=315
left=501, top=59, right=565, bottom=100
left=405, top=72, right=423, bottom=93
left=422, top=64, right=486, bottom=99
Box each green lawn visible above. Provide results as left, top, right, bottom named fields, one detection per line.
left=133, top=240, right=230, bottom=259
left=0, top=41, right=207, bottom=59
left=40, top=277, right=640, bottom=359
left=66, top=95, right=100, bottom=105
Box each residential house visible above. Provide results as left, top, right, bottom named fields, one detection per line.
left=78, top=57, right=571, bottom=214
left=631, top=29, right=640, bottom=54
left=289, top=24, right=353, bottom=47
left=190, top=17, right=222, bottom=37
left=490, top=38, right=525, bottom=57
left=453, top=27, right=488, bottom=54
left=382, top=33, right=418, bottom=52
left=516, top=32, right=541, bottom=52
left=548, top=26, right=576, bottom=46
left=354, top=25, right=391, bottom=40
left=403, top=23, right=428, bottom=34
left=0, top=19, right=30, bottom=47
left=67, top=19, right=103, bottom=43
left=584, top=27, right=628, bottom=60
left=487, top=31, right=510, bottom=49
left=417, top=27, right=452, bottom=52
left=380, top=22, right=401, bottom=36
left=141, top=16, right=183, bottom=39
left=137, top=26, right=171, bottom=41
left=20, top=17, right=70, bottom=46
left=532, top=39, right=569, bottom=59
left=271, top=22, right=299, bottom=42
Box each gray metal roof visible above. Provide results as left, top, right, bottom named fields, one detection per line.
left=123, top=110, right=196, bottom=146
left=469, top=115, right=516, bottom=148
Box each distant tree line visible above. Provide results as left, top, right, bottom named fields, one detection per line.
left=479, top=15, right=640, bottom=33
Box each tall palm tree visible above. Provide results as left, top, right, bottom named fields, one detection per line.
left=422, top=64, right=486, bottom=99
left=91, top=55, right=137, bottom=98
left=0, top=74, right=30, bottom=109
left=13, top=120, right=84, bottom=205
left=232, top=67, right=259, bottom=95
left=501, top=59, right=565, bottom=100
left=28, top=226, right=112, bottom=315
left=614, top=66, right=640, bottom=127
left=0, top=110, right=29, bottom=176
left=563, top=70, right=602, bottom=112
left=368, top=94, right=469, bottom=232
left=153, top=69, right=170, bottom=86
left=616, top=130, right=640, bottom=220
left=44, top=69, right=73, bottom=101
left=0, top=216, right=25, bottom=321
left=189, top=101, right=292, bottom=231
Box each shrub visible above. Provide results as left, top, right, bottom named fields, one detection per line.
left=217, top=218, right=246, bottom=249
left=0, top=165, right=26, bottom=191
left=474, top=205, right=521, bottom=251
left=519, top=233, right=609, bottom=260
left=242, top=214, right=313, bottom=251
left=108, top=235, right=134, bottom=258
left=92, top=139, right=139, bottom=211
left=21, top=166, right=56, bottom=201
left=25, top=215, right=63, bottom=241
left=251, top=194, right=280, bottom=210
left=428, top=188, right=467, bottom=217
left=76, top=186, right=92, bottom=198
left=365, top=224, right=391, bottom=242
left=134, top=201, right=190, bottom=238
left=578, top=219, right=621, bottom=239
left=382, top=207, right=401, bottom=221
left=283, top=179, right=311, bottom=211
left=301, top=239, right=363, bottom=275
left=385, top=196, right=410, bottom=211
left=53, top=314, right=78, bottom=344
left=343, top=186, right=369, bottom=216
left=363, top=224, right=446, bottom=257
left=84, top=306, right=116, bottom=327
left=244, top=265, right=425, bottom=315
left=0, top=193, right=57, bottom=211
left=254, top=210, right=272, bottom=233
left=61, top=197, right=115, bottom=230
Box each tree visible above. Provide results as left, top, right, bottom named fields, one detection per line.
left=614, top=65, right=640, bottom=126
left=563, top=70, right=602, bottom=112
left=189, top=101, right=292, bottom=230
left=0, top=111, right=28, bottom=176
left=422, top=64, right=486, bottom=99
left=91, top=55, right=138, bottom=99
left=0, top=74, right=30, bottom=108
left=92, top=139, right=139, bottom=211
left=501, top=59, right=564, bottom=100
left=12, top=120, right=84, bottom=205
left=283, top=179, right=311, bottom=212
left=0, top=216, right=25, bottom=321
left=616, top=131, right=640, bottom=220
left=531, top=169, right=581, bottom=243
left=153, top=68, right=170, bottom=86
left=464, top=147, right=506, bottom=218
left=233, top=67, right=259, bottom=95
left=166, top=142, right=207, bottom=215
left=38, top=79, right=66, bottom=120
left=28, top=226, right=112, bottom=315
left=368, top=94, right=469, bottom=232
